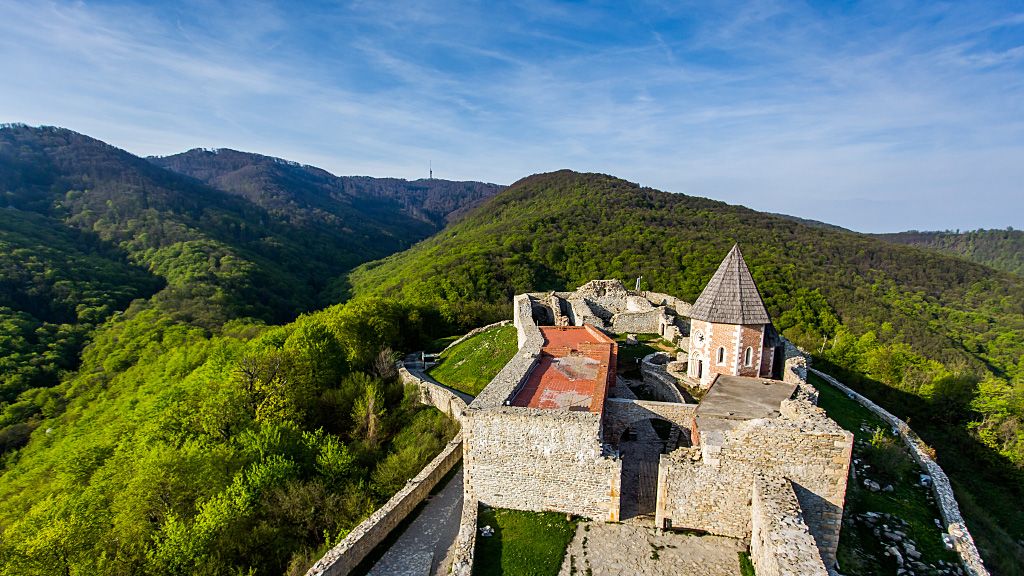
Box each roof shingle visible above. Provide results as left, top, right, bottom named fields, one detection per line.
left=689, top=244, right=771, bottom=325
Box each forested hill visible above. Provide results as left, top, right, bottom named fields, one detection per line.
left=349, top=170, right=1024, bottom=572
left=150, top=148, right=502, bottom=229
left=0, top=125, right=497, bottom=400
left=874, top=229, right=1024, bottom=277
left=0, top=125, right=475, bottom=575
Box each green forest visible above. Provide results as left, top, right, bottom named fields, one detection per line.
left=348, top=170, right=1024, bottom=574
left=875, top=228, right=1024, bottom=277
left=0, top=125, right=479, bottom=575
left=3, top=125, right=1023, bottom=574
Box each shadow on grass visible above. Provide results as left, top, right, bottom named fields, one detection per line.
left=812, top=360, right=1024, bottom=576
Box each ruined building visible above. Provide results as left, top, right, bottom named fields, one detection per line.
left=461, top=245, right=853, bottom=573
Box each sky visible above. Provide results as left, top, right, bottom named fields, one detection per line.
left=1, top=1, right=1023, bottom=233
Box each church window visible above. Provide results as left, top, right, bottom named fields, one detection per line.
left=717, top=347, right=725, bottom=364
left=744, top=347, right=753, bottom=367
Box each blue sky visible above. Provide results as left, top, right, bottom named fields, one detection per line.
left=2, top=1, right=1022, bottom=232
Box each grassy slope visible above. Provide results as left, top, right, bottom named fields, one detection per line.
left=813, top=372, right=967, bottom=574
left=474, top=507, right=577, bottom=576
left=427, top=325, right=518, bottom=397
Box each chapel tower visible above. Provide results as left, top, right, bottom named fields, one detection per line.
left=687, top=244, right=777, bottom=388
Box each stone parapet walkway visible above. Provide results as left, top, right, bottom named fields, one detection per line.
left=366, top=467, right=465, bottom=576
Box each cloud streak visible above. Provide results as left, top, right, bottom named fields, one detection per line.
left=0, top=0, right=1021, bottom=232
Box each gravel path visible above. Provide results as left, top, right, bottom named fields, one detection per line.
left=558, top=521, right=745, bottom=576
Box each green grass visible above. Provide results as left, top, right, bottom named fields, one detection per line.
left=738, top=551, right=756, bottom=576
left=427, top=325, right=518, bottom=397
left=615, top=333, right=672, bottom=378
left=812, top=373, right=960, bottom=574
left=473, top=507, right=578, bottom=576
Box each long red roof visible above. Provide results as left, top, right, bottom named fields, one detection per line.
left=510, top=325, right=617, bottom=413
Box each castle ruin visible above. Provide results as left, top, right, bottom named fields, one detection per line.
left=462, top=245, right=854, bottom=573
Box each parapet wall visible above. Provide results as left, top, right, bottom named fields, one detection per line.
left=463, top=407, right=621, bottom=521
left=447, top=497, right=478, bottom=576
left=809, top=368, right=990, bottom=576
left=399, top=365, right=470, bottom=423
left=656, top=399, right=852, bottom=566
left=750, top=475, right=829, bottom=576
left=305, top=434, right=463, bottom=576
left=474, top=295, right=543, bottom=409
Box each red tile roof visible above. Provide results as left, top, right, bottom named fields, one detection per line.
left=511, top=325, right=617, bottom=412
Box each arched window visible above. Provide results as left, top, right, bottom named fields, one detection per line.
left=744, top=347, right=753, bottom=367
left=717, top=347, right=725, bottom=364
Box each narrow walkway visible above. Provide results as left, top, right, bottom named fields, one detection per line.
left=404, top=355, right=475, bottom=405
left=366, top=467, right=465, bottom=576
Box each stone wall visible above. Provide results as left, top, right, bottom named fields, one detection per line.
left=463, top=407, right=621, bottom=521
left=447, top=497, right=478, bottom=576
left=568, top=297, right=604, bottom=327
left=442, top=320, right=513, bottom=353
left=782, top=340, right=817, bottom=403
left=305, top=434, right=464, bottom=576
left=610, top=308, right=665, bottom=334
left=476, top=295, right=544, bottom=409
left=639, top=353, right=689, bottom=403
left=399, top=365, right=470, bottom=423
left=643, top=291, right=694, bottom=318
left=656, top=399, right=852, bottom=567
left=750, top=475, right=829, bottom=576
left=809, top=368, right=990, bottom=576
left=603, top=397, right=697, bottom=447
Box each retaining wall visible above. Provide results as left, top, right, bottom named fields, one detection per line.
left=751, top=475, right=829, bottom=576
left=809, top=368, right=990, bottom=576
left=305, top=434, right=464, bottom=576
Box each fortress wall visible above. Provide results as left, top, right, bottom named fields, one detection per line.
left=751, top=475, right=829, bottom=576
left=642, top=291, right=693, bottom=318
left=568, top=298, right=604, bottom=327
left=472, top=295, right=543, bottom=409
left=398, top=366, right=470, bottom=423
left=638, top=353, right=689, bottom=403
left=657, top=400, right=852, bottom=566
left=809, top=368, right=990, bottom=576
left=610, top=308, right=664, bottom=334
left=305, top=434, right=464, bottom=576
left=447, top=497, right=479, bottom=576
left=464, top=407, right=621, bottom=521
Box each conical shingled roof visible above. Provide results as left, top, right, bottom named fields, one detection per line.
left=689, top=244, right=771, bottom=325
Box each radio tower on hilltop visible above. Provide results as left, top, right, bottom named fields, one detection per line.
left=429, top=160, right=433, bottom=180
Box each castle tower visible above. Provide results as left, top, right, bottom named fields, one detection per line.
left=687, top=244, right=776, bottom=388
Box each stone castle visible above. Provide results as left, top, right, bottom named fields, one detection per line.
left=462, top=245, right=854, bottom=574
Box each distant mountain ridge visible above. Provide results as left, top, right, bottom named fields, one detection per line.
left=0, top=124, right=500, bottom=401
left=873, top=229, right=1024, bottom=277
left=150, top=148, right=503, bottom=229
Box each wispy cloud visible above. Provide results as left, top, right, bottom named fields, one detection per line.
left=0, top=0, right=1021, bottom=232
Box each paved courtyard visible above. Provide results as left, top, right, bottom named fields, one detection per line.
left=558, top=521, right=746, bottom=576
